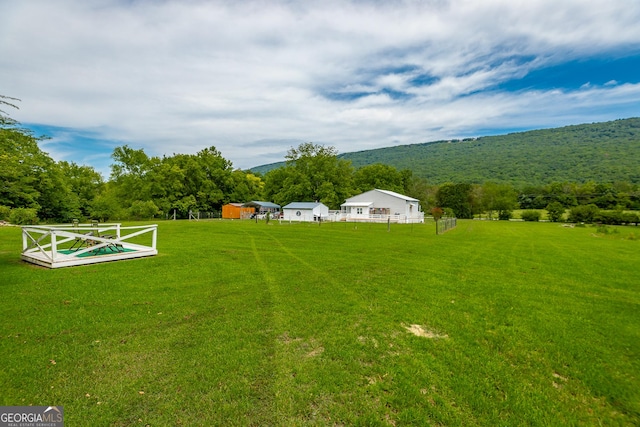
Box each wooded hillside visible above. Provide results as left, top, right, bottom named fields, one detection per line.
left=252, top=118, right=640, bottom=186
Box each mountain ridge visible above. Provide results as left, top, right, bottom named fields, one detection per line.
left=250, top=118, right=640, bottom=186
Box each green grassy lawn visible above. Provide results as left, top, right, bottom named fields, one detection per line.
left=1, top=220, right=638, bottom=426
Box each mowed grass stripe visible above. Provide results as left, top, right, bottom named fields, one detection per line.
left=0, top=220, right=638, bottom=425
left=246, top=224, right=401, bottom=424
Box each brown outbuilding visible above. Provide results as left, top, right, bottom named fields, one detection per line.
left=222, top=203, right=254, bottom=219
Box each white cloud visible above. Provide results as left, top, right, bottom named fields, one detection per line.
left=1, top=0, right=639, bottom=170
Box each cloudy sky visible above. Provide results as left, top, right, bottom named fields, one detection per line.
left=2, top=0, right=639, bottom=177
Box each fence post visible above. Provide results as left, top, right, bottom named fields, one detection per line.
left=152, top=226, right=157, bottom=249
left=22, top=228, right=28, bottom=252
left=51, top=230, right=57, bottom=261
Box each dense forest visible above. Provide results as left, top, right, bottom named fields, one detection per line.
left=252, top=118, right=640, bottom=186
left=1, top=96, right=639, bottom=225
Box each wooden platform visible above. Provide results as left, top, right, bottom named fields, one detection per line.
left=21, top=223, right=158, bottom=269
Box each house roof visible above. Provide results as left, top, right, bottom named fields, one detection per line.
left=341, top=201, right=373, bottom=207
left=345, top=189, right=419, bottom=203
left=373, top=189, right=419, bottom=202
left=243, top=201, right=281, bottom=209
left=283, top=202, right=326, bottom=209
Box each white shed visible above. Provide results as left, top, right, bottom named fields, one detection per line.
left=282, top=202, right=329, bottom=222
left=341, top=189, right=423, bottom=223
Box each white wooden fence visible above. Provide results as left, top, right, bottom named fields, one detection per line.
left=326, top=212, right=425, bottom=224
left=21, top=223, right=158, bottom=268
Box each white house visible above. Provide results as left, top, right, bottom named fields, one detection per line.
left=282, top=202, right=329, bottom=222
left=340, top=189, right=424, bottom=223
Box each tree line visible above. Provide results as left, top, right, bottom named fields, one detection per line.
left=1, top=103, right=639, bottom=225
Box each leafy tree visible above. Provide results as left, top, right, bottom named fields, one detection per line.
left=172, top=194, right=197, bottom=217
left=0, top=95, right=20, bottom=128
left=405, top=177, right=438, bottom=212
left=546, top=202, right=565, bottom=222
left=227, top=171, right=264, bottom=203
left=592, top=183, right=620, bottom=209
left=0, top=127, right=80, bottom=221
left=479, top=182, right=517, bottom=220
left=353, top=163, right=406, bottom=194
left=430, top=207, right=444, bottom=221
left=191, top=146, right=234, bottom=210
left=518, top=185, right=547, bottom=209
left=262, top=166, right=290, bottom=206
left=109, top=145, right=236, bottom=217
left=110, top=145, right=156, bottom=204
left=37, top=170, right=82, bottom=222
left=545, top=182, right=578, bottom=207
left=0, top=128, right=44, bottom=210
left=568, top=204, right=600, bottom=223
left=573, top=181, right=598, bottom=205
left=628, top=186, right=640, bottom=210
left=435, top=183, right=474, bottom=218
left=0, top=96, right=86, bottom=222
left=263, top=143, right=354, bottom=209
left=58, top=161, right=104, bottom=218
left=162, top=147, right=233, bottom=214
left=90, top=185, right=123, bottom=222
left=146, top=161, right=186, bottom=216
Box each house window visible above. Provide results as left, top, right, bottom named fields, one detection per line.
left=356, top=207, right=363, bottom=215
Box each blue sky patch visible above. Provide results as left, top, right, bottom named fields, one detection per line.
left=323, top=91, right=373, bottom=102
left=408, top=73, right=439, bottom=87
left=24, top=123, right=118, bottom=178
left=499, top=53, right=640, bottom=92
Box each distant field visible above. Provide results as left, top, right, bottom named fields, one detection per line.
left=1, top=220, right=638, bottom=425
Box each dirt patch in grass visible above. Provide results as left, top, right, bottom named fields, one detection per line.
left=404, top=324, right=448, bottom=339
left=552, top=372, right=568, bottom=389
left=305, top=346, right=324, bottom=358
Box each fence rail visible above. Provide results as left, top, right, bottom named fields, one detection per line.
left=436, top=217, right=457, bottom=234
left=327, top=212, right=425, bottom=224
left=21, top=223, right=158, bottom=268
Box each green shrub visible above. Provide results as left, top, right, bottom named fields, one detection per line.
left=127, top=200, right=159, bottom=220
left=545, top=202, right=565, bottom=222
left=0, top=205, right=11, bottom=221
left=621, top=212, right=639, bottom=225
left=498, top=210, right=512, bottom=220
left=593, top=210, right=640, bottom=226
left=596, top=210, right=623, bottom=225
left=520, top=210, right=541, bottom=222
left=568, top=204, right=600, bottom=223
left=595, top=225, right=619, bottom=235
left=9, top=208, right=39, bottom=225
